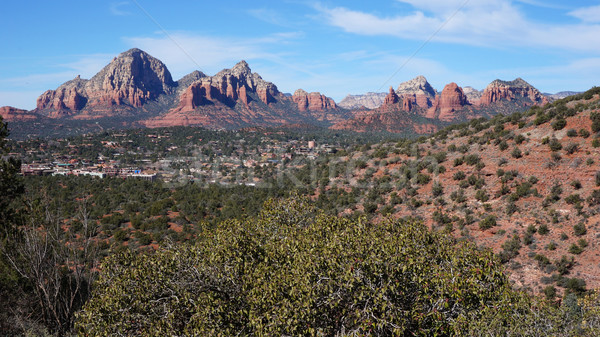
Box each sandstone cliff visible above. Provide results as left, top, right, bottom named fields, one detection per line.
left=292, top=89, right=337, bottom=111
left=0, top=106, right=39, bottom=122
left=338, top=92, right=387, bottom=110
left=462, top=86, right=482, bottom=104
left=480, top=78, right=547, bottom=106
left=36, top=48, right=176, bottom=118
left=147, top=61, right=345, bottom=129
left=436, top=83, right=470, bottom=121
left=396, top=75, right=436, bottom=111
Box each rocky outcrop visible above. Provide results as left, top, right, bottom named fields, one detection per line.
left=172, top=60, right=281, bottom=113
left=36, top=48, right=176, bottom=117
left=292, top=89, right=337, bottom=111
left=480, top=78, right=547, bottom=106
left=396, top=76, right=436, bottom=110
left=338, top=92, right=387, bottom=109
left=462, top=86, right=482, bottom=104
left=544, top=91, right=581, bottom=101
left=0, top=106, right=39, bottom=122
left=437, top=83, right=469, bottom=121
left=383, top=87, right=399, bottom=105
left=147, top=61, right=345, bottom=129
left=175, top=70, right=206, bottom=95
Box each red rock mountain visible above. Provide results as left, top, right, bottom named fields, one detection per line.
left=433, top=82, right=470, bottom=121
left=331, top=86, right=438, bottom=134
left=36, top=48, right=176, bottom=118
left=0, top=106, right=39, bottom=122
left=396, top=75, right=437, bottom=111
left=145, top=61, right=346, bottom=129
left=479, top=78, right=547, bottom=106
left=6, top=48, right=553, bottom=137
left=292, top=89, right=337, bottom=111
left=333, top=77, right=548, bottom=134
left=30, top=49, right=343, bottom=129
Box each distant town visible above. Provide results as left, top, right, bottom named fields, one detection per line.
left=11, top=127, right=345, bottom=186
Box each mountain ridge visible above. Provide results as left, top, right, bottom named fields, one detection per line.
left=0, top=48, right=560, bottom=137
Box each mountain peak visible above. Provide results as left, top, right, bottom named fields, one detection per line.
left=481, top=77, right=546, bottom=106
left=489, top=78, right=533, bottom=89
left=119, top=48, right=147, bottom=57
left=234, top=60, right=250, bottom=70
left=396, top=76, right=436, bottom=98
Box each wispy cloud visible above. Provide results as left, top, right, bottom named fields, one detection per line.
left=110, top=1, right=131, bottom=16
left=569, top=5, right=600, bottom=23
left=248, top=8, right=289, bottom=26
left=314, top=1, right=600, bottom=53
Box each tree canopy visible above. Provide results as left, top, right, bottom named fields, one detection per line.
left=78, top=196, right=518, bottom=336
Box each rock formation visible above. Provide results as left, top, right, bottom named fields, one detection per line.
left=0, top=106, right=39, bottom=122
left=462, top=86, right=482, bottom=104
left=396, top=76, right=436, bottom=110
left=437, top=83, right=469, bottom=121
left=292, top=89, right=337, bottom=111
left=480, top=78, right=547, bottom=106
left=173, top=60, right=282, bottom=113
left=22, top=48, right=553, bottom=135
left=383, top=87, right=399, bottom=105
left=36, top=48, right=176, bottom=117
left=338, top=92, right=387, bottom=110
left=147, top=60, right=344, bottom=129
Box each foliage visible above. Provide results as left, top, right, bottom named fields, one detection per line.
left=77, top=196, right=516, bottom=336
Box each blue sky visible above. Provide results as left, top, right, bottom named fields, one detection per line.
left=1, top=0, right=600, bottom=109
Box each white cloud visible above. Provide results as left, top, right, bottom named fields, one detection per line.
left=315, top=1, right=600, bottom=53
left=569, top=5, right=600, bottom=23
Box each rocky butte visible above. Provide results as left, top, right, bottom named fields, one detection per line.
left=3, top=48, right=559, bottom=137
left=145, top=60, right=346, bottom=129
left=0, top=106, right=39, bottom=122
left=333, top=76, right=549, bottom=134
left=36, top=48, right=176, bottom=118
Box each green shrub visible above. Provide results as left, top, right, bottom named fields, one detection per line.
left=479, top=215, right=497, bottom=230
left=548, top=138, right=562, bottom=151
left=76, top=196, right=516, bottom=336
left=552, top=119, right=567, bottom=131
left=511, top=147, right=522, bottom=159
left=453, top=171, right=466, bottom=181
left=568, top=243, right=584, bottom=255
left=574, top=223, right=587, bottom=236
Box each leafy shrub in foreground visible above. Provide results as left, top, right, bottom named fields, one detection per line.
left=76, top=196, right=514, bottom=336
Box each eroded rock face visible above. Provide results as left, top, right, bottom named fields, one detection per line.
left=438, top=83, right=469, bottom=121
left=338, top=92, right=387, bottom=109
left=174, top=60, right=282, bottom=113
left=480, top=78, right=547, bottom=106
left=0, top=106, right=39, bottom=122
left=462, top=86, right=482, bottom=105
left=396, top=75, right=436, bottom=110
left=383, top=87, right=399, bottom=106
left=36, top=48, right=176, bottom=117
left=300, top=90, right=336, bottom=111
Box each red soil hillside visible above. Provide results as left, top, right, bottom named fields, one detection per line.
left=326, top=88, right=600, bottom=296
